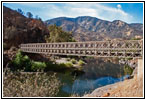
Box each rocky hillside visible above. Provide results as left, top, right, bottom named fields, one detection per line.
left=46, top=16, right=143, bottom=41
left=3, top=6, right=49, bottom=49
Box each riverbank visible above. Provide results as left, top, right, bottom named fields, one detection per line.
left=84, top=59, right=143, bottom=97
left=3, top=48, right=138, bottom=97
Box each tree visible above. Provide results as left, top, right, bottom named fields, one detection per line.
left=45, top=25, right=76, bottom=43
left=35, top=15, right=42, bottom=21
left=35, top=15, right=39, bottom=19
left=38, top=17, right=42, bottom=21
left=17, top=8, right=24, bottom=15
left=26, top=12, right=33, bottom=18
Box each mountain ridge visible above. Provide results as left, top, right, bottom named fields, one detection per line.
left=46, top=16, right=143, bottom=41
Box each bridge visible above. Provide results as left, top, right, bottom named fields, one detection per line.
left=20, top=40, right=143, bottom=58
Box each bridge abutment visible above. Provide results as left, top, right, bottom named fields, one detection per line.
left=137, top=58, right=143, bottom=78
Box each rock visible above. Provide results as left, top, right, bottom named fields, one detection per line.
left=124, top=75, right=134, bottom=80
left=102, top=93, right=110, bottom=97
left=9, top=46, right=18, bottom=52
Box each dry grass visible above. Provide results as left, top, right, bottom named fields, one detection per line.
left=3, top=70, right=62, bottom=97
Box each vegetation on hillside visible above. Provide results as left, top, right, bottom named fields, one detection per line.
left=45, top=25, right=76, bottom=43
left=3, top=6, right=77, bottom=70
left=3, top=6, right=49, bottom=49
left=4, top=6, right=76, bottom=50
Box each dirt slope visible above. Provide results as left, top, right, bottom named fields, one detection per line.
left=84, top=59, right=143, bottom=97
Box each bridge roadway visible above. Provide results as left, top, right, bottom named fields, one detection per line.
left=20, top=40, right=143, bottom=58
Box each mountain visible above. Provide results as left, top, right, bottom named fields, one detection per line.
left=3, top=6, right=49, bottom=49
left=46, top=16, right=143, bottom=41
left=3, top=5, right=143, bottom=48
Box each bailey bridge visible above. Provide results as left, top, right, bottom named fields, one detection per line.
left=20, top=40, right=143, bottom=58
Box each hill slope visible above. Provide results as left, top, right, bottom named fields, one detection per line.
left=46, top=16, right=143, bottom=41
left=3, top=6, right=49, bottom=48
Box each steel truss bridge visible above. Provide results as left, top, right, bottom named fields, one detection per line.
left=20, top=40, right=143, bottom=58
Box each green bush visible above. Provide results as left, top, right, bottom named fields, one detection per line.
left=45, top=61, right=62, bottom=71
left=71, top=58, right=76, bottom=64
left=78, top=60, right=85, bottom=66
left=12, top=50, right=31, bottom=70
left=31, top=61, right=46, bottom=71
left=131, top=37, right=141, bottom=40
left=23, top=55, right=32, bottom=71
left=59, top=63, right=66, bottom=68
left=66, top=58, right=70, bottom=61
left=126, top=57, right=133, bottom=60
left=65, top=62, right=73, bottom=67
left=124, top=65, right=133, bottom=75
left=12, top=50, right=46, bottom=72
left=13, top=51, right=23, bottom=66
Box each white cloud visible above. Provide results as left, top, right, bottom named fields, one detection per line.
left=117, top=4, right=122, bottom=9
left=9, top=3, right=134, bottom=23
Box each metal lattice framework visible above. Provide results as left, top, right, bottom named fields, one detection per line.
left=20, top=40, right=143, bottom=58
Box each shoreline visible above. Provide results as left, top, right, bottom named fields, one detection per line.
left=84, top=59, right=143, bottom=97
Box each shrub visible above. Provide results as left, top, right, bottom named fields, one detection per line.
left=23, top=55, right=32, bottom=71
left=126, top=57, right=133, bottom=60
left=78, top=60, right=85, bottom=66
left=31, top=61, right=46, bottom=71
left=131, top=37, right=141, bottom=40
left=124, top=65, right=133, bottom=75
left=71, top=58, right=76, bottom=64
left=12, top=50, right=31, bottom=70
left=66, top=58, right=70, bottom=61
left=65, top=62, right=73, bottom=67
left=12, top=50, right=46, bottom=72
left=58, top=63, right=66, bottom=68
left=13, top=50, right=23, bottom=66
left=45, top=62, right=66, bottom=71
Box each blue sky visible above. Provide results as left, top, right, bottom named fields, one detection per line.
left=3, top=2, right=143, bottom=24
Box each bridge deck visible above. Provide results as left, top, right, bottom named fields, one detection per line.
left=20, top=40, right=143, bottom=58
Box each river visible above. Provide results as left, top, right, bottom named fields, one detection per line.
left=55, top=58, right=130, bottom=97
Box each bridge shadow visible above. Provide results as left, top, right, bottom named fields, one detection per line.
left=82, top=57, right=125, bottom=79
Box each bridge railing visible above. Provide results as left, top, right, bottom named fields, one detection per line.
left=20, top=40, right=143, bottom=58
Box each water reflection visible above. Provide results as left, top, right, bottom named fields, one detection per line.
left=62, top=75, right=130, bottom=95
left=57, top=58, right=130, bottom=96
